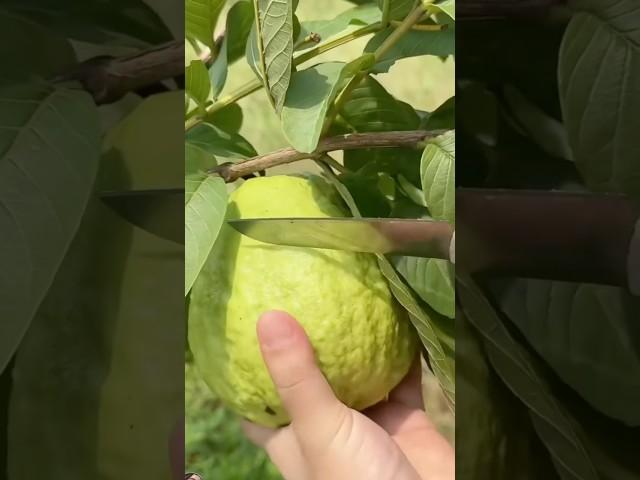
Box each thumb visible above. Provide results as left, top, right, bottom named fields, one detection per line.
left=257, top=311, right=348, bottom=442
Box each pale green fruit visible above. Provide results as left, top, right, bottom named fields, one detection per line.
left=188, top=175, right=418, bottom=427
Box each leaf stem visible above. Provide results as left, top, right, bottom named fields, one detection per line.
left=374, top=6, right=427, bottom=62
left=185, top=22, right=381, bottom=131
left=382, top=0, right=391, bottom=27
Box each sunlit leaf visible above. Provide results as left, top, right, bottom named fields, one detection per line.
left=421, top=130, right=455, bottom=224
left=185, top=173, right=228, bottom=295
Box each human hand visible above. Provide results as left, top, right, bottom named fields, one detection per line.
left=242, top=311, right=455, bottom=480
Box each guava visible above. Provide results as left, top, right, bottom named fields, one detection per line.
left=188, top=174, right=418, bottom=427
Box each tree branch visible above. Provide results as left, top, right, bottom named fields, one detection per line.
left=53, top=40, right=183, bottom=105
left=210, top=130, right=445, bottom=182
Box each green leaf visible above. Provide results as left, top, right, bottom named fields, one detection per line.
left=253, top=0, right=295, bottom=112
left=495, top=278, right=640, bottom=426
left=0, top=11, right=76, bottom=83
left=186, top=60, right=213, bottom=112
left=421, top=96, right=455, bottom=130
left=421, top=130, right=455, bottom=224
left=210, top=1, right=254, bottom=98
left=366, top=26, right=455, bottom=73
left=320, top=163, right=455, bottom=407
left=1, top=0, right=172, bottom=47
left=457, top=274, right=599, bottom=480
left=395, top=257, right=455, bottom=318
left=186, top=0, right=226, bottom=49
left=0, top=83, right=101, bottom=371
left=296, top=4, right=381, bottom=52
left=246, top=22, right=264, bottom=82
left=427, top=0, right=455, bottom=21
left=377, top=0, right=414, bottom=20
left=185, top=174, right=228, bottom=295
left=186, top=142, right=216, bottom=176
left=282, top=55, right=375, bottom=153
left=558, top=3, right=640, bottom=198
left=187, top=122, right=257, bottom=159
left=203, top=103, right=245, bottom=134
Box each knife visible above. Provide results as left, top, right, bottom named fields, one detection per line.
left=228, top=217, right=454, bottom=260
left=100, top=188, right=184, bottom=245
left=228, top=189, right=640, bottom=290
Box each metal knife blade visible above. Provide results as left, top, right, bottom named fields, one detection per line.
left=228, top=217, right=454, bottom=259
left=100, top=188, right=184, bottom=245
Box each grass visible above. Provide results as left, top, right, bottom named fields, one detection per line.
left=186, top=0, right=455, bottom=477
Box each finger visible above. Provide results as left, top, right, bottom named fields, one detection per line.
left=388, top=355, right=424, bottom=410
left=256, top=311, right=348, bottom=442
left=242, top=421, right=307, bottom=480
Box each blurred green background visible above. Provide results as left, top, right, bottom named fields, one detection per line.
left=185, top=0, right=455, bottom=477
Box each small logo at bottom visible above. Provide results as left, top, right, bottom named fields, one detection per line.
left=185, top=474, right=202, bottom=480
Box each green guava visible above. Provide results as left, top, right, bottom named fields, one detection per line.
left=188, top=174, right=418, bottom=427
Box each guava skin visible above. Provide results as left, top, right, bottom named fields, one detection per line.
left=188, top=175, right=418, bottom=427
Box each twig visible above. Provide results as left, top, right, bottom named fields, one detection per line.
left=319, top=154, right=349, bottom=174
left=210, top=130, right=444, bottom=182
left=53, top=40, right=183, bottom=105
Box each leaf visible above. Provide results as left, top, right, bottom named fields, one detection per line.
left=282, top=55, right=375, bottom=153
left=1, top=0, right=172, bottom=47
left=335, top=75, right=422, bottom=183
left=185, top=173, right=228, bottom=295
left=558, top=3, right=640, bottom=198
left=209, top=0, right=254, bottom=98
left=319, top=163, right=455, bottom=407
left=296, top=4, right=381, bottom=52
left=377, top=0, right=414, bottom=20
left=253, top=0, right=295, bottom=112
left=395, top=256, right=455, bottom=318
left=421, top=130, right=455, bottom=224
left=457, top=274, right=599, bottom=480
left=187, top=122, right=257, bottom=159
left=186, top=0, right=226, bottom=49
left=495, top=278, right=640, bottom=426
left=186, top=60, right=213, bottom=112
left=185, top=142, right=216, bottom=176
left=366, top=26, right=455, bottom=73
left=0, top=82, right=101, bottom=372
left=426, top=0, right=455, bottom=21
left=0, top=11, right=76, bottom=83
left=421, top=96, right=455, bottom=130
left=203, top=103, right=245, bottom=134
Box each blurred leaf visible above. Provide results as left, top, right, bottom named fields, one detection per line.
left=421, top=96, right=455, bottom=130
left=495, top=278, right=640, bottom=426
left=186, top=0, right=225, bottom=49
left=396, top=174, right=426, bottom=207
left=187, top=122, right=257, bottom=159
left=185, top=173, right=227, bottom=295
left=503, top=85, right=572, bottom=162
left=395, top=256, right=455, bottom=318
left=282, top=55, right=374, bottom=153
left=0, top=11, right=76, bottom=83
left=0, top=82, right=100, bottom=372
left=210, top=1, right=254, bottom=97
left=377, top=0, right=414, bottom=20
left=426, top=0, right=455, bottom=21
left=457, top=274, right=599, bottom=480
left=366, top=27, right=455, bottom=73
left=253, top=0, right=295, bottom=112
left=0, top=0, right=172, bottom=46
left=320, top=163, right=455, bottom=407
left=204, top=103, right=244, bottom=134
left=421, top=130, right=455, bottom=224
left=246, top=22, right=264, bottom=82
left=558, top=4, right=640, bottom=198
left=296, top=4, right=380, bottom=51
left=185, top=143, right=216, bottom=176
left=186, top=60, right=213, bottom=111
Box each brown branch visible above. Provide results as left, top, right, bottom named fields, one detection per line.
left=53, top=40, right=183, bottom=105
left=210, top=130, right=446, bottom=183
